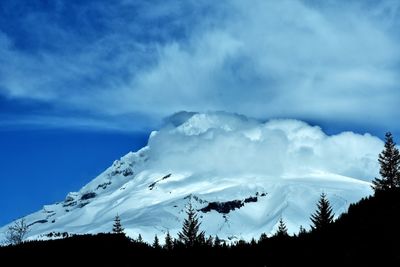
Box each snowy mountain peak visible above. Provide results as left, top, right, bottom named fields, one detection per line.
left=0, top=112, right=384, bottom=243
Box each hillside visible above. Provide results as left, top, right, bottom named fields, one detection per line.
left=1, top=189, right=399, bottom=266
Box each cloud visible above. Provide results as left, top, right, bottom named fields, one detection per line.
left=0, top=113, right=154, bottom=132
left=146, top=112, right=383, bottom=181
left=0, top=0, right=399, bottom=131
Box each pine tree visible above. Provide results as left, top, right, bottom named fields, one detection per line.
left=164, top=231, right=173, bottom=250
left=274, top=217, right=289, bottom=238
left=372, top=132, right=400, bottom=192
left=137, top=234, right=143, bottom=243
left=298, top=225, right=307, bottom=237
left=153, top=234, right=161, bottom=249
left=178, top=203, right=205, bottom=248
left=310, top=193, right=334, bottom=231
left=258, top=233, right=268, bottom=244
left=112, top=214, right=124, bottom=234
left=214, top=235, right=222, bottom=248
left=205, top=235, right=214, bottom=247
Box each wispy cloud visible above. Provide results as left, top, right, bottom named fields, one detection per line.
left=1, top=0, right=399, bottom=132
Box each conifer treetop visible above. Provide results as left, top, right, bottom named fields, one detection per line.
left=310, top=193, right=334, bottom=231
left=372, top=132, right=400, bottom=192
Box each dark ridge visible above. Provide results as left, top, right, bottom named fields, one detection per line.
left=79, top=202, right=89, bottom=208
left=148, top=181, right=157, bottom=190
left=45, top=232, right=69, bottom=238
left=80, top=192, right=96, bottom=200
left=28, top=220, right=48, bottom=227
left=96, top=181, right=112, bottom=190
left=199, top=192, right=265, bottom=214
left=162, top=173, right=172, bottom=180
left=200, top=200, right=244, bottom=214
left=44, top=209, right=55, bottom=214
left=62, top=201, right=77, bottom=207
left=149, top=173, right=172, bottom=190
left=122, top=168, right=134, bottom=176
left=244, top=196, right=257, bottom=203
left=64, top=195, right=75, bottom=203
left=110, top=170, right=121, bottom=176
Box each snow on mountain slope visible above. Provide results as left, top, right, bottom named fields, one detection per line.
left=0, top=112, right=383, bottom=243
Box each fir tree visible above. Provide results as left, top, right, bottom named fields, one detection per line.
left=258, top=233, right=268, bottom=244
left=298, top=225, right=307, bottom=237
left=205, top=235, right=214, bottom=247
left=112, top=214, right=124, bottom=234
left=164, top=231, right=173, bottom=250
left=137, top=234, right=143, bottom=243
left=310, top=193, right=334, bottom=231
left=372, top=132, right=400, bottom=192
left=178, top=203, right=205, bottom=247
left=274, top=217, right=289, bottom=238
left=197, top=231, right=206, bottom=245
left=236, top=239, right=247, bottom=247
left=214, top=235, right=222, bottom=248
left=153, top=234, right=161, bottom=249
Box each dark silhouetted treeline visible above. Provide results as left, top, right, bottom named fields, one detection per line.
left=1, top=189, right=399, bottom=266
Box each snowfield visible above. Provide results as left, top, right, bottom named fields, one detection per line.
left=0, top=112, right=383, bottom=243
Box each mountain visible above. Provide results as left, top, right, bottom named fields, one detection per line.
left=0, top=112, right=383, bottom=243
left=2, top=190, right=399, bottom=266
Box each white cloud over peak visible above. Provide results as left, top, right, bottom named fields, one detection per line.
left=146, top=112, right=383, bottom=181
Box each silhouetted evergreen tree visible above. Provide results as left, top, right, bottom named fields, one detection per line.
left=298, top=225, right=307, bottom=237
left=310, top=193, right=334, bottom=231
left=164, top=231, right=173, bottom=250
left=258, top=233, right=268, bottom=244
left=274, top=218, right=289, bottom=238
left=112, top=215, right=124, bottom=234
left=2, top=190, right=400, bottom=267
left=236, top=239, right=247, bottom=247
left=205, top=235, right=214, bottom=247
left=178, top=203, right=205, bottom=247
left=137, top=234, right=143, bottom=243
left=198, top=231, right=206, bottom=245
left=372, top=132, right=400, bottom=192
left=214, top=235, right=222, bottom=248
left=153, top=234, right=161, bottom=249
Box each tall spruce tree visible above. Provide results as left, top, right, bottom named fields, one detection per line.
left=178, top=203, right=205, bottom=247
left=274, top=217, right=289, bottom=238
left=214, top=235, right=222, bottom=247
left=258, top=233, right=268, bottom=244
left=112, top=214, right=124, bottom=234
left=310, top=193, right=334, bottom=231
left=298, top=225, right=307, bottom=237
left=205, top=235, right=214, bottom=247
left=372, top=132, right=400, bottom=192
left=153, top=234, right=161, bottom=249
left=164, top=231, right=173, bottom=250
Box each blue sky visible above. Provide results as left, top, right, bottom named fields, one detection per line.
left=1, top=0, right=400, bottom=225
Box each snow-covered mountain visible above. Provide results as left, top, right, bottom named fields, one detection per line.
left=0, top=112, right=383, bottom=243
